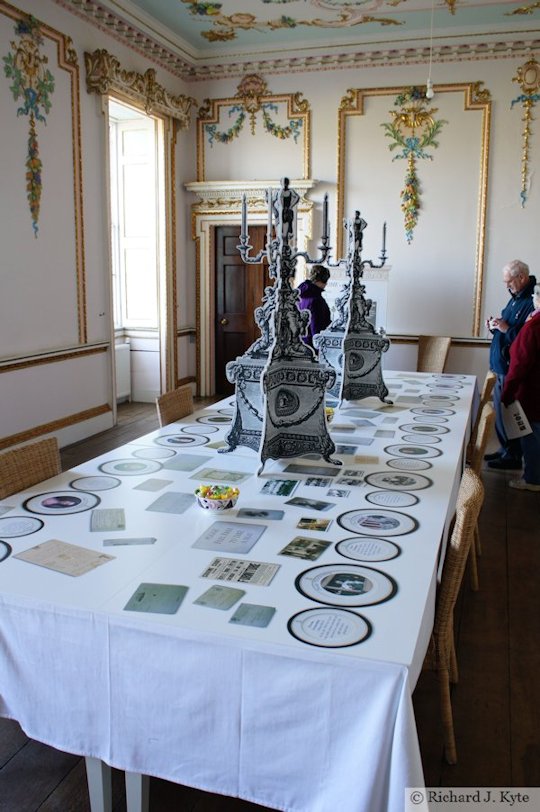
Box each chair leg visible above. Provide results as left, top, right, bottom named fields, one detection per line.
left=438, top=666, right=457, bottom=765
left=85, top=757, right=112, bottom=812
left=474, top=523, right=482, bottom=556
left=468, top=540, right=479, bottom=591
left=449, top=638, right=459, bottom=684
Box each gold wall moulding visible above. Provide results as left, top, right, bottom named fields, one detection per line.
left=84, top=49, right=196, bottom=127
left=511, top=57, right=540, bottom=207
left=336, top=82, right=491, bottom=337
left=197, top=74, right=311, bottom=181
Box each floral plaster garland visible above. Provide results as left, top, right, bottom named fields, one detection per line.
left=511, top=58, right=540, bottom=207
left=2, top=14, right=54, bottom=237
left=382, top=86, right=446, bottom=244
left=203, top=74, right=304, bottom=147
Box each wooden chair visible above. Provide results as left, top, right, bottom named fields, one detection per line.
left=423, top=467, right=484, bottom=764
left=155, top=385, right=194, bottom=427
left=465, top=401, right=495, bottom=590
left=466, top=370, right=496, bottom=464
left=0, top=437, right=62, bottom=499
left=417, top=335, right=452, bottom=373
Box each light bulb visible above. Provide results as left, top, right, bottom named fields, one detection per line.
left=426, top=78, right=434, bottom=100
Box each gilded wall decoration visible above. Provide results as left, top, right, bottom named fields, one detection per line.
left=3, top=14, right=54, bottom=236
left=84, top=49, right=196, bottom=127
left=381, top=86, right=447, bottom=244
left=337, top=83, right=491, bottom=336
left=181, top=0, right=402, bottom=43
left=197, top=74, right=311, bottom=180
left=511, top=57, right=540, bottom=207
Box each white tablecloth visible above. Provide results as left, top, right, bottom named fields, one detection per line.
left=0, top=372, right=475, bottom=812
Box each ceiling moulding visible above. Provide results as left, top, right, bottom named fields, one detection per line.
left=55, top=1, right=540, bottom=82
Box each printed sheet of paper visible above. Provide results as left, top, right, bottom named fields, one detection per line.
left=201, top=557, right=280, bottom=586
left=194, top=585, right=245, bottom=610
left=192, top=521, right=266, bottom=554
left=124, top=582, right=188, bottom=614
left=229, top=603, right=276, bottom=627
left=14, top=539, right=115, bottom=577
left=90, top=508, right=126, bottom=532
left=146, top=492, right=195, bottom=514
left=189, top=468, right=251, bottom=484
left=279, top=537, right=331, bottom=561
left=133, top=479, right=173, bottom=492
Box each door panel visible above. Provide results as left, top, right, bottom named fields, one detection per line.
left=215, top=226, right=270, bottom=394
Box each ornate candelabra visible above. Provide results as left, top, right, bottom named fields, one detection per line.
left=221, top=178, right=340, bottom=473
left=314, top=211, right=392, bottom=404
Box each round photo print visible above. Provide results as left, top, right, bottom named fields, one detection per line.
left=412, top=407, right=455, bottom=417
left=0, top=515, right=44, bottom=537
left=154, top=434, right=209, bottom=448
left=364, top=471, right=432, bottom=491
left=422, top=395, right=456, bottom=402
left=400, top=423, right=449, bottom=435
left=132, top=447, right=176, bottom=460
left=99, top=459, right=162, bottom=476
left=384, top=444, right=442, bottom=459
left=412, top=416, right=448, bottom=424
left=337, top=508, right=418, bottom=536
left=365, top=490, right=419, bottom=508
left=196, top=414, right=232, bottom=425
left=288, top=607, right=372, bottom=648
left=295, top=563, right=397, bottom=607
left=386, top=457, right=433, bottom=471
left=0, top=541, right=12, bottom=562
left=180, top=424, right=219, bottom=435
left=69, top=476, right=121, bottom=491
left=401, top=435, right=441, bottom=445
left=23, top=490, right=100, bottom=515
left=336, top=537, right=401, bottom=562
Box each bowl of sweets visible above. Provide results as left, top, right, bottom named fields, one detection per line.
left=195, top=484, right=240, bottom=511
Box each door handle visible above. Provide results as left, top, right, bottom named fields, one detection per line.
left=220, top=318, right=229, bottom=326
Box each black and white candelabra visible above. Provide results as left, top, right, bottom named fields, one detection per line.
left=314, top=211, right=392, bottom=404
left=221, top=178, right=340, bottom=473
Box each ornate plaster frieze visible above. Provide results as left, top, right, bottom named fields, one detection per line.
left=84, top=48, right=196, bottom=126
left=55, top=2, right=540, bottom=82
left=185, top=180, right=316, bottom=212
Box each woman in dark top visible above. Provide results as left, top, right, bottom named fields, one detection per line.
left=297, top=265, right=331, bottom=348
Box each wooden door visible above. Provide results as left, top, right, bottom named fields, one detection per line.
left=215, top=225, right=270, bottom=394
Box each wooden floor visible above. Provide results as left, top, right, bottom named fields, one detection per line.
left=1, top=402, right=539, bottom=811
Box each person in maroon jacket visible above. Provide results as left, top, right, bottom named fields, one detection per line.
left=501, top=284, right=540, bottom=491
left=297, top=264, right=331, bottom=348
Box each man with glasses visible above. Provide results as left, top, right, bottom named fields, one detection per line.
left=485, top=259, right=536, bottom=470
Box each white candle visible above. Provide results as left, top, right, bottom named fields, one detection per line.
left=322, top=194, right=329, bottom=240
left=382, top=221, right=387, bottom=254
left=267, top=187, right=273, bottom=242
left=241, top=193, right=247, bottom=238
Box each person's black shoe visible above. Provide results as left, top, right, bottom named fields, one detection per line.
left=484, top=451, right=502, bottom=461
left=487, top=457, right=522, bottom=470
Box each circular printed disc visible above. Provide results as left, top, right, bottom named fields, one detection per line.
left=386, top=457, right=433, bottom=471
left=180, top=424, right=219, bottom=435
left=366, top=490, right=419, bottom=508
left=412, top=416, right=448, bottom=424
left=336, top=537, right=401, bottom=562
left=132, top=447, right=176, bottom=460
left=295, top=563, right=397, bottom=607
left=365, top=471, right=432, bottom=491
left=412, top=407, right=455, bottom=417
left=196, top=414, right=232, bottom=425
left=384, top=444, right=442, bottom=459
left=427, top=382, right=463, bottom=390
left=401, top=434, right=441, bottom=445
left=422, top=395, right=456, bottom=402
left=99, top=459, right=162, bottom=476
left=0, top=515, right=44, bottom=537
left=432, top=374, right=466, bottom=381
left=288, top=607, right=372, bottom=648
left=337, top=509, right=418, bottom=536
left=0, top=541, right=12, bottom=562
left=400, top=423, right=449, bottom=435
left=154, top=434, right=209, bottom=448
left=70, top=476, right=121, bottom=491
left=218, top=407, right=234, bottom=416
left=23, top=490, right=100, bottom=515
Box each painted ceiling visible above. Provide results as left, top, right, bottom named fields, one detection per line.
left=63, top=1, right=540, bottom=77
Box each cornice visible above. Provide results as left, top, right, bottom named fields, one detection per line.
left=185, top=180, right=317, bottom=210
left=55, top=1, right=540, bottom=82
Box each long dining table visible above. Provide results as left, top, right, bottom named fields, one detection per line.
left=0, top=371, right=476, bottom=812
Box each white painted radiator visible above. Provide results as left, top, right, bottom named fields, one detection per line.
left=115, top=342, right=131, bottom=402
